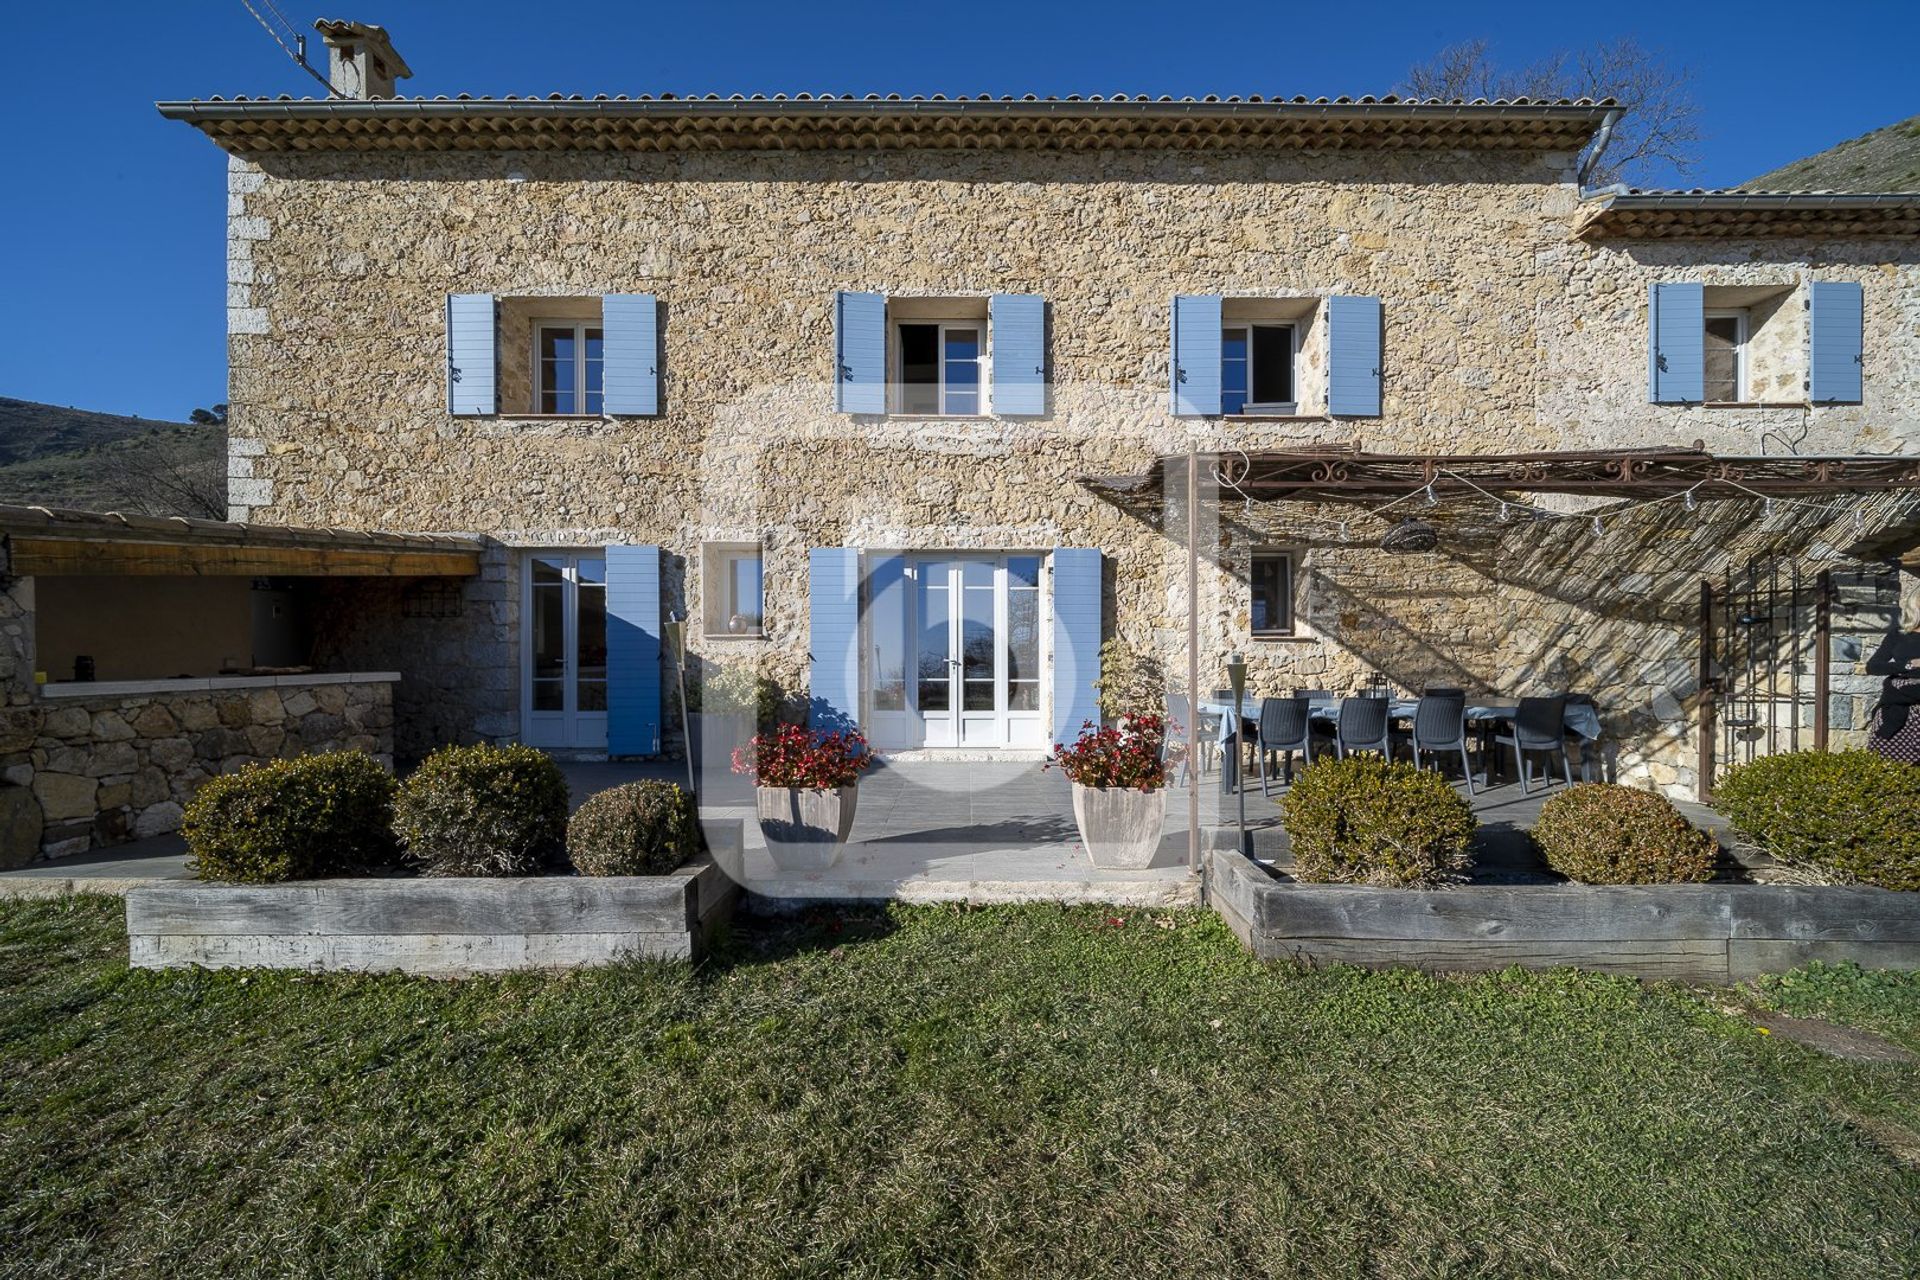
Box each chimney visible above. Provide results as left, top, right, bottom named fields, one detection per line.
left=314, top=19, right=412, bottom=100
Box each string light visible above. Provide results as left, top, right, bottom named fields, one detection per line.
left=1763, top=497, right=1774, bottom=516
left=1497, top=502, right=1511, bottom=522
left=1591, top=515, right=1603, bottom=536
left=1337, top=521, right=1350, bottom=543
left=1683, top=487, right=1698, bottom=512
left=1422, top=482, right=1438, bottom=507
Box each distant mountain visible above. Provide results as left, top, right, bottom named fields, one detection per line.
left=0, top=397, right=225, bottom=518
left=1746, top=115, right=1920, bottom=192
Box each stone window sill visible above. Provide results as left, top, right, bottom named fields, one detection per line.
left=701, top=630, right=768, bottom=643
left=1225, top=413, right=1330, bottom=422
left=1701, top=401, right=1811, bottom=410
left=39, top=672, right=402, bottom=700
left=1249, top=633, right=1321, bottom=646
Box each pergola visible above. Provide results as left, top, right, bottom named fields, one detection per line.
left=1080, top=444, right=1920, bottom=866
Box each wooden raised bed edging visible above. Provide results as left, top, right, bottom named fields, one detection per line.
left=1204, top=848, right=1920, bottom=983
left=126, top=822, right=743, bottom=976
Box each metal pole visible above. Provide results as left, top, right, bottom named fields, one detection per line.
left=1814, top=569, right=1832, bottom=751
left=1228, top=650, right=1247, bottom=857
left=1187, top=451, right=1201, bottom=876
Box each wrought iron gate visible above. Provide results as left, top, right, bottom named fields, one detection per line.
left=1699, top=561, right=1830, bottom=796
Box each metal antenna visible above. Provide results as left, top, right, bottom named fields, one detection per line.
left=236, top=0, right=342, bottom=97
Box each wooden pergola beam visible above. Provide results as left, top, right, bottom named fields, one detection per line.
left=7, top=537, right=479, bottom=578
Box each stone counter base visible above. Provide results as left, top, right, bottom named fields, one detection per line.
left=1206, top=848, right=1920, bottom=983
left=126, top=855, right=738, bottom=976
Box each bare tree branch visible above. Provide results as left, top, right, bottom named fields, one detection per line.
left=1400, top=38, right=1702, bottom=186
left=94, top=428, right=228, bottom=521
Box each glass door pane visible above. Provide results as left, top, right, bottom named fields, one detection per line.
left=575, top=558, right=607, bottom=713
left=916, top=564, right=952, bottom=713
left=1006, top=556, right=1040, bottom=711
left=961, top=559, right=996, bottom=711
left=530, top=557, right=567, bottom=712
left=870, top=558, right=907, bottom=712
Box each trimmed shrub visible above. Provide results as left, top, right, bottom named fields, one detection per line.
left=1282, top=756, right=1476, bottom=888
left=1531, top=784, right=1717, bottom=884
left=1716, top=750, right=1920, bottom=892
left=182, top=751, right=397, bottom=883
left=567, top=780, right=699, bottom=876
left=394, top=743, right=570, bottom=877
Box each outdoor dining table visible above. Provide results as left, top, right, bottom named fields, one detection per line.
left=1195, top=696, right=1603, bottom=793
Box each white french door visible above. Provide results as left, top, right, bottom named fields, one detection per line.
left=867, top=554, right=1044, bottom=750
left=522, top=553, right=608, bottom=751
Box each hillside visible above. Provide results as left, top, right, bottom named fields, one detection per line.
left=1746, top=115, right=1920, bottom=192
left=0, top=398, right=224, bottom=518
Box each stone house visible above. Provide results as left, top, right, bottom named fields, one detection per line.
left=17, top=23, right=1914, bottom=860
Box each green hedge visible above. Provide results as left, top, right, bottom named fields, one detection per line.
left=1282, top=756, right=1476, bottom=888
left=393, top=743, right=570, bottom=877
left=1531, top=784, right=1717, bottom=884
left=1716, top=750, right=1920, bottom=891
left=567, top=780, right=699, bottom=876
left=182, top=751, right=397, bottom=884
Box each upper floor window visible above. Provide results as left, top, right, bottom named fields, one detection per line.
left=897, top=322, right=982, bottom=415
left=1703, top=309, right=1748, bottom=404
left=536, top=320, right=604, bottom=416
left=1223, top=323, right=1297, bottom=415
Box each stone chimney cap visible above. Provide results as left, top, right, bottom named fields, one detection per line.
left=314, top=19, right=413, bottom=82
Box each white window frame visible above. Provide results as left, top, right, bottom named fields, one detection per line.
left=1222, top=322, right=1300, bottom=415
left=531, top=318, right=605, bottom=416
left=892, top=320, right=986, bottom=417
left=1703, top=308, right=1749, bottom=404
left=1249, top=548, right=1297, bottom=639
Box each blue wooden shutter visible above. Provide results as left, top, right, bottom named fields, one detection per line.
left=834, top=291, right=886, bottom=414
left=602, top=294, right=659, bottom=415
left=446, top=294, right=495, bottom=416
left=1170, top=295, right=1222, bottom=416
left=1050, top=548, right=1102, bottom=743
left=990, top=293, right=1047, bottom=415
left=1648, top=282, right=1704, bottom=404
left=808, top=548, right=862, bottom=733
left=605, top=544, right=662, bottom=756
left=1809, top=281, right=1864, bottom=404
left=1327, top=295, right=1383, bottom=416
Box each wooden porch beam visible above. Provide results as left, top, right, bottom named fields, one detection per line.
left=8, top=537, right=480, bottom=578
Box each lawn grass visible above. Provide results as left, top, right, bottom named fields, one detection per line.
left=2, top=896, right=1918, bottom=1279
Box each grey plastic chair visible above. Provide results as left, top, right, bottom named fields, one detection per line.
left=1335, top=696, right=1391, bottom=759
left=1410, top=689, right=1474, bottom=796
left=1495, top=696, right=1573, bottom=793
left=1166, top=692, right=1221, bottom=783
left=1254, top=696, right=1313, bottom=794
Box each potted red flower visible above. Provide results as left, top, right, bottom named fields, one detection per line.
left=731, top=724, right=876, bottom=871
left=1046, top=715, right=1169, bottom=869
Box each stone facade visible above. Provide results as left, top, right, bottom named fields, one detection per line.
left=0, top=677, right=394, bottom=866
left=205, top=129, right=1919, bottom=795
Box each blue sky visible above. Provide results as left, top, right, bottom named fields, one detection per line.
left=0, top=0, right=1914, bottom=422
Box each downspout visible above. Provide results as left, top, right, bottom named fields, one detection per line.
left=1575, top=108, right=1623, bottom=194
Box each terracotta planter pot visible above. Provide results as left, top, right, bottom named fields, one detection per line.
left=1070, top=782, right=1167, bottom=869
left=756, top=784, right=859, bottom=872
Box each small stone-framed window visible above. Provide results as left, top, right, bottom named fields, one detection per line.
left=1221, top=297, right=1321, bottom=415
left=1250, top=550, right=1296, bottom=639
left=701, top=542, right=765, bottom=638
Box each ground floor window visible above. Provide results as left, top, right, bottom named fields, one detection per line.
left=702, top=544, right=765, bottom=637
left=1251, top=550, right=1295, bottom=638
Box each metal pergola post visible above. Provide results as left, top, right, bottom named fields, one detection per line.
left=1186, top=451, right=1201, bottom=876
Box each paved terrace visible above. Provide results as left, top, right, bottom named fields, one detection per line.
left=1, top=759, right=1736, bottom=905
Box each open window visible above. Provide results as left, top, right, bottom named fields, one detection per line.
left=889, top=297, right=988, bottom=416
left=1222, top=298, right=1318, bottom=415
left=1702, top=285, right=1796, bottom=404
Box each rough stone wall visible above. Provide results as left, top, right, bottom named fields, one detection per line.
left=217, top=143, right=1920, bottom=793
left=0, top=679, right=394, bottom=866
left=302, top=547, right=518, bottom=763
